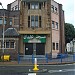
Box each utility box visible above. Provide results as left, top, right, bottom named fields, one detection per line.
left=1, top=55, right=10, bottom=61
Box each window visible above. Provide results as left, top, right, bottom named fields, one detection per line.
left=28, top=3, right=30, bottom=9
left=15, top=5, right=18, bottom=10
left=35, top=16, right=38, bottom=27
left=52, top=21, right=55, bottom=28
left=55, top=7, right=57, bottom=13
left=39, top=3, right=41, bottom=9
left=39, top=16, right=41, bottom=27
left=31, top=16, right=39, bottom=28
left=56, top=43, right=58, bottom=50
left=1, top=40, right=15, bottom=49
left=31, top=16, right=35, bottom=28
left=51, top=5, right=54, bottom=12
left=9, top=18, right=12, bottom=25
left=56, top=22, right=58, bottom=29
left=28, top=16, right=30, bottom=27
left=52, top=42, right=55, bottom=50
left=28, top=16, right=41, bottom=28
left=0, top=18, right=3, bottom=25
left=4, top=18, right=7, bottom=25
left=31, top=3, right=39, bottom=9
left=12, top=7, right=14, bottom=11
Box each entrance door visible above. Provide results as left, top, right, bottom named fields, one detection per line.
left=36, top=43, right=45, bottom=55
left=25, top=43, right=45, bottom=55
left=25, top=43, right=33, bottom=55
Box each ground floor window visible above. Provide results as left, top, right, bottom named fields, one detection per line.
left=1, top=40, right=15, bottom=49
left=52, top=42, right=55, bottom=50
left=52, top=42, right=59, bottom=50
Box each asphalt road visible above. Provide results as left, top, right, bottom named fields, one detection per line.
left=0, top=64, right=75, bottom=75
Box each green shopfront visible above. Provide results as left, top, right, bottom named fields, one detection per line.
left=23, top=34, right=46, bottom=55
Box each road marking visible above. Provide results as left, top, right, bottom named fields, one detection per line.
left=48, top=69, right=75, bottom=73
left=28, top=73, right=36, bottom=75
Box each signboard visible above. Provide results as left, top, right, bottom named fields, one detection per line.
left=23, top=34, right=46, bottom=43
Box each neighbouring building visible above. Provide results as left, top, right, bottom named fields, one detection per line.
left=0, top=0, right=65, bottom=58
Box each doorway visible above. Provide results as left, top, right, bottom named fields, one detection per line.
left=25, top=43, right=45, bottom=55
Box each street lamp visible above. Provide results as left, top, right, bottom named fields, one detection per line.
left=0, top=2, right=5, bottom=54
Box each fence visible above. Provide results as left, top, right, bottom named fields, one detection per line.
left=18, top=54, right=75, bottom=64
left=18, top=54, right=48, bottom=64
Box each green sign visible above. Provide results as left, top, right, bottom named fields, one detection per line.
left=23, top=34, right=46, bottom=43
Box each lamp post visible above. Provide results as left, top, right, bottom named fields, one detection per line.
left=0, top=2, right=5, bottom=55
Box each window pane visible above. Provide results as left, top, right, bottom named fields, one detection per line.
left=28, top=3, right=30, bottom=9
left=35, top=3, right=38, bottom=9
left=39, top=16, right=41, bottom=20
left=56, top=22, right=58, bottom=29
left=52, top=43, right=55, bottom=50
left=28, top=21, right=30, bottom=27
left=31, top=3, right=35, bottom=9
left=55, top=7, right=57, bottom=12
left=10, top=42, right=14, bottom=48
left=9, top=18, right=12, bottom=25
left=31, top=16, right=34, bottom=21
left=31, top=21, right=35, bottom=27
left=56, top=43, right=58, bottom=50
left=39, top=3, right=41, bottom=9
left=51, top=5, right=54, bottom=12
left=35, top=21, right=38, bottom=27
left=6, top=41, right=10, bottom=48
left=28, top=16, right=30, bottom=27
left=35, top=16, right=38, bottom=21
left=52, top=21, right=55, bottom=28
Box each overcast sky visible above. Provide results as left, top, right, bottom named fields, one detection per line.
left=0, top=0, right=74, bottom=27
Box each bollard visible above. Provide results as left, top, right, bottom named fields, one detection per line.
left=33, top=58, right=39, bottom=71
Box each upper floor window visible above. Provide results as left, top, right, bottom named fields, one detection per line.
left=31, top=3, right=38, bottom=9
left=55, top=7, right=57, bottom=13
left=52, top=42, right=55, bottom=50
left=28, top=15, right=41, bottom=28
left=56, top=22, right=58, bottom=29
left=31, top=15, right=38, bottom=28
left=9, top=18, right=12, bottom=25
left=28, top=2, right=41, bottom=10
left=52, top=21, right=55, bottom=28
left=15, top=5, right=18, bottom=10
left=51, top=5, right=54, bottom=12
left=12, top=7, right=14, bottom=11
left=56, top=43, right=58, bottom=50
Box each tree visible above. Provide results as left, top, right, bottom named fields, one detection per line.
left=65, top=23, right=75, bottom=44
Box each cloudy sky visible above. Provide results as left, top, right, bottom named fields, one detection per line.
left=0, top=0, right=74, bottom=27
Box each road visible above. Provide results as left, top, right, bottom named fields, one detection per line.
left=0, top=64, right=75, bottom=75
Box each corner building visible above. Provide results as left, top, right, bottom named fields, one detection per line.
left=18, top=0, right=65, bottom=57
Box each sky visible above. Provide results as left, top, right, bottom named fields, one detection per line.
left=0, top=0, right=74, bottom=27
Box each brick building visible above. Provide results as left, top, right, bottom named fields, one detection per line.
left=0, top=0, right=65, bottom=58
